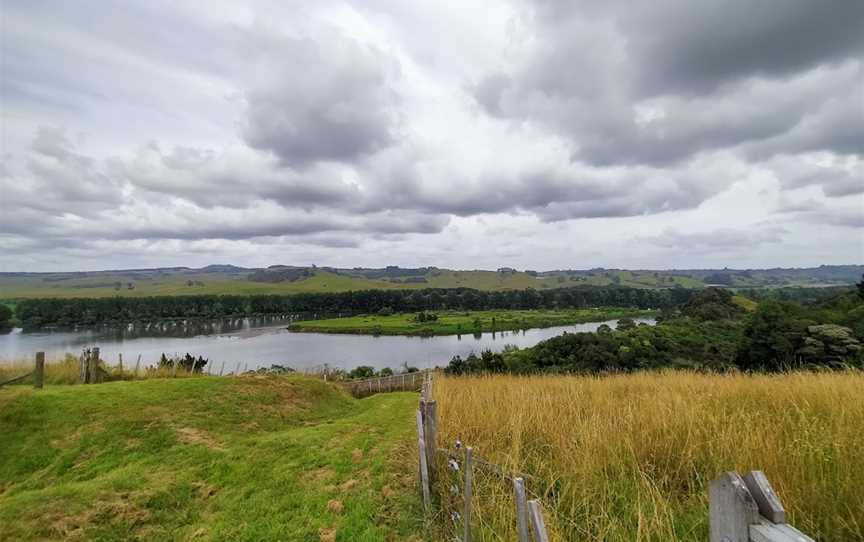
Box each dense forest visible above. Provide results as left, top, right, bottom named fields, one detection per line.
left=445, top=285, right=864, bottom=374
left=14, top=286, right=693, bottom=330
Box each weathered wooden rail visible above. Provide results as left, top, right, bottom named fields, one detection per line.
left=342, top=369, right=430, bottom=398
left=710, top=470, right=814, bottom=542
left=0, top=352, right=45, bottom=389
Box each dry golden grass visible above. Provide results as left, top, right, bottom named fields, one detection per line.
left=0, top=355, right=207, bottom=385
left=433, top=371, right=864, bottom=541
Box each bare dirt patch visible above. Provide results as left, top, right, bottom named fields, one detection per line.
left=174, top=427, right=225, bottom=450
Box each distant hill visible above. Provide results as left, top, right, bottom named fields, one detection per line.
left=0, top=264, right=860, bottom=300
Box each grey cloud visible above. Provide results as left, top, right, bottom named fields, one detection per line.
left=241, top=31, right=400, bottom=167
left=475, top=0, right=864, bottom=167
left=640, top=227, right=788, bottom=252
left=769, top=156, right=864, bottom=198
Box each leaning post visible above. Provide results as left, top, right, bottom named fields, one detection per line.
left=527, top=500, right=550, bottom=542
left=34, top=352, right=45, bottom=389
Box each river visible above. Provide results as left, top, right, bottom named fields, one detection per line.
left=0, top=317, right=655, bottom=371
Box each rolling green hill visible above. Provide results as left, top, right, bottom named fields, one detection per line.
left=0, top=264, right=860, bottom=300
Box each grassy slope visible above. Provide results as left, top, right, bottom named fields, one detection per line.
left=433, top=372, right=864, bottom=541
left=288, top=308, right=656, bottom=336
left=0, top=377, right=425, bottom=541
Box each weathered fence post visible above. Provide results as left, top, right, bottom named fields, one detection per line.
left=134, top=354, right=141, bottom=377
left=416, top=410, right=431, bottom=510
left=219, top=362, right=225, bottom=376
left=709, top=471, right=760, bottom=542
left=513, top=477, right=530, bottom=542
left=420, top=399, right=438, bottom=481
left=34, top=352, right=45, bottom=389
left=464, top=446, right=474, bottom=542
left=79, top=349, right=89, bottom=383
left=711, top=470, right=815, bottom=542
left=527, top=500, right=550, bottom=542
left=172, top=357, right=178, bottom=378
left=89, top=347, right=101, bottom=383
left=118, top=353, right=123, bottom=377
left=234, top=362, right=240, bottom=376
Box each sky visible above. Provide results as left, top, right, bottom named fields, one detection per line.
left=1, top=0, right=862, bottom=272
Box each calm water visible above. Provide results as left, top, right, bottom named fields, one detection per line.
left=0, top=317, right=655, bottom=371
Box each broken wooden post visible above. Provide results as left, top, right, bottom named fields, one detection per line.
left=415, top=410, right=431, bottom=510
left=464, top=446, right=474, bottom=542
left=527, top=500, right=550, bottom=542
left=34, top=352, right=45, bottom=389
left=513, top=477, right=530, bottom=542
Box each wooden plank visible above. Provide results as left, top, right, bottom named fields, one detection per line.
left=743, top=470, right=785, bottom=524
left=0, top=372, right=33, bottom=387
left=709, top=471, right=760, bottom=542
left=34, top=352, right=45, bottom=389
left=750, top=519, right=816, bottom=542
left=513, top=477, right=530, bottom=542
left=415, top=410, right=431, bottom=510
left=527, top=500, right=550, bottom=542
left=464, top=446, right=473, bottom=542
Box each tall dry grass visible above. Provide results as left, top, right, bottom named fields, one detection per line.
left=0, top=355, right=210, bottom=385
left=433, top=371, right=864, bottom=541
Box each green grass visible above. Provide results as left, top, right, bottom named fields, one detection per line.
left=288, top=308, right=656, bottom=336
left=0, top=376, right=425, bottom=541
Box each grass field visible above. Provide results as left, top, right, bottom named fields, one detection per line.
left=0, top=376, right=425, bottom=541
left=288, top=308, right=656, bottom=336
left=433, top=371, right=864, bottom=541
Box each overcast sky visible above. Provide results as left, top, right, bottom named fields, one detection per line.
left=1, top=0, right=862, bottom=272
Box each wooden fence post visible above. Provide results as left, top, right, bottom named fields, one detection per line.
left=219, top=362, right=225, bottom=376
left=79, top=349, right=88, bottom=383
left=89, top=347, right=101, bottom=383
left=464, top=446, right=474, bottom=542
left=234, top=362, right=240, bottom=376
left=420, top=399, right=438, bottom=481
left=118, top=353, right=123, bottom=377
left=513, top=477, right=530, bottom=542
left=527, top=500, right=550, bottom=542
left=709, top=471, right=759, bottom=542
left=34, top=352, right=45, bottom=389
left=134, top=354, right=141, bottom=377
left=416, top=410, right=431, bottom=510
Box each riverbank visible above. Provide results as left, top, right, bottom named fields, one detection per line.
left=0, top=376, right=424, bottom=540
left=287, top=308, right=656, bottom=336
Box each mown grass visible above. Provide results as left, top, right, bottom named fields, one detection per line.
left=0, top=376, right=426, bottom=541
left=433, top=371, right=864, bottom=541
left=288, top=308, right=655, bottom=336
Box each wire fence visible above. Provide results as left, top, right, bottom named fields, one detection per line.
left=418, top=371, right=553, bottom=542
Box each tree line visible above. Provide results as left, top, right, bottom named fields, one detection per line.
left=14, top=286, right=693, bottom=330
left=445, top=286, right=864, bottom=374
